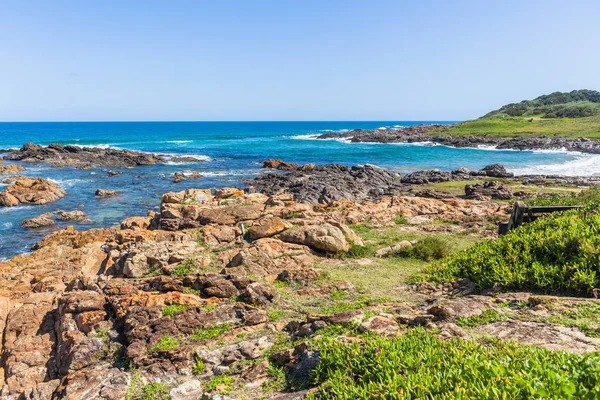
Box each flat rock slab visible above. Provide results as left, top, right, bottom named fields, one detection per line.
left=476, top=320, right=600, bottom=353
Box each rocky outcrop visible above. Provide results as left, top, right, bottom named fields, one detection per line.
left=95, top=189, right=119, bottom=197
left=21, top=214, right=56, bottom=229
left=3, top=142, right=208, bottom=168
left=0, top=162, right=25, bottom=175
left=465, top=181, right=513, bottom=200
left=0, top=176, right=65, bottom=207
left=248, top=164, right=404, bottom=204
left=317, top=125, right=600, bottom=154
left=279, top=224, right=351, bottom=253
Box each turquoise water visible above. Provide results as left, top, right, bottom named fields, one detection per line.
left=0, top=121, right=587, bottom=259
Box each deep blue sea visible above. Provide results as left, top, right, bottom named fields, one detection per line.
left=0, top=121, right=595, bottom=260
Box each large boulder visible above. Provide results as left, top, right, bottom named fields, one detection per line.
left=1, top=177, right=65, bottom=206
left=479, top=164, right=514, bottom=178
left=247, top=217, right=287, bottom=239
left=279, top=223, right=350, bottom=253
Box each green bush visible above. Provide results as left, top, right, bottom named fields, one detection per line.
left=191, top=323, right=231, bottom=341
left=416, top=209, right=600, bottom=294
left=192, top=358, right=206, bottom=375
left=525, top=187, right=600, bottom=207
left=395, top=236, right=451, bottom=261
left=147, top=336, right=179, bottom=353
left=308, top=328, right=600, bottom=399
left=141, top=382, right=170, bottom=400
left=162, top=304, right=188, bottom=317
left=170, top=259, right=196, bottom=276
left=205, top=375, right=234, bottom=394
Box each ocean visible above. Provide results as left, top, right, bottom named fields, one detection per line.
left=0, top=121, right=595, bottom=260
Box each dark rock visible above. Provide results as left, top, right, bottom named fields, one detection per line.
left=479, top=164, right=514, bottom=178
left=465, top=181, right=513, bottom=200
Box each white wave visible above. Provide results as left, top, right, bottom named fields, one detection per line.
left=48, top=178, right=89, bottom=189
left=67, top=143, right=113, bottom=149
left=161, top=153, right=212, bottom=163
left=290, top=134, right=321, bottom=140
left=377, top=126, right=388, bottom=130
left=318, top=129, right=349, bottom=133
left=164, top=140, right=193, bottom=144
left=0, top=205, right=34, bottom=214
left=2, top=222, right=13, bottom=228
left=201, top=170, right=259, bottom=177
left=509, top=154, right=600, bottom=176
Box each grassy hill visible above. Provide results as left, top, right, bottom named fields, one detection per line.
left=437, top=90, right=600, bottom=138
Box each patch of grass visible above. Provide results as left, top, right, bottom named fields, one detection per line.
left=394, top=236, right=452, bottom=262
left=262, top=363, right=287, bottom=393
left=307, top=328, right=600, bottom=399
left=343, top=243, right=374, bottom=259
left=285, top=212, right=301, bottom=219
left=329, top=289, right=346, bottom=301
left=191, top=323, right=231, bottom=342
left=525, top=186, right=600, bottom=207
left=170, top=259, right=196, bottom=276
left=147, top=336, right=179, bottom=353
left=433, top=112, right=600, bottom=138
left=205, top=375, right=234, bottom=394
left=349, top=223, right=373, bottom=236
left=415, top=209, right=600, bottom=294
left=393, top=215, right=408, bottom=225
left=162, top=304, right=188, bottom=317
left=204, top=304, right=218, bottom=312
left=141, top=382, right=170, bottom=400
left=456, top=309, right=509, bottom=328
left=273, top=280, right=290, bottom=289
left=267, top=308, right=287, bottom=321
left=192, top=357, right=206, bottom=375
left=183, top=286, right=202, bottom=296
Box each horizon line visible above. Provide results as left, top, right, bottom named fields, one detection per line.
left=0, top=119, right=463, bottom=124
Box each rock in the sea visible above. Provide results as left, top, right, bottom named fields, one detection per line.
left=279, top=223, right=350, bottom=253
left=5, top=142, right=169, bottom=168
left=107, top=170, right=120, bottom=176
left=263, top=159, right=301, bottom=171
left=56, top=210, right=91, bottom=222
left=21, top=214, right=56, bottom=229
left=95, top=189, right=119, bottom=197
left=0, top=176, right=65, bottom=207
left=465, top=181, right=513, bottom=200
left=0, top=162, right=25, bottom=175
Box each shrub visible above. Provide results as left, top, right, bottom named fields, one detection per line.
left=393, top=215, right=408, bottom=225
left=344, top=244, right=374, bottom=259
left=525, top=187, right=600, bottom=207
left=416, top=209, right=600, bottom=294
left=147, top=336, right=179, bottom=353
left=162, top=304, right=188, bottom=317
left=170, top=259, right=195, bottom=276
left=192, top=358, right=206, bottom=375
left=395, top=236, right=451, bottom=261
left=141, top=382, right=170, bottom=400
left=308, top=328, right=600, bottom=399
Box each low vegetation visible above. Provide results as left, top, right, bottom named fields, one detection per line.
left=170, top=259, right=196, bottom=276
left=191, top=323, right=231, bottom=342
left=525, top=186, right=600, bottom=207
left=205, top=375, right=234, bottom=394
left=147, top=336, right=179, bottom=353
left=308, top=328, right=600, bottom=399
left=416, top=209, right=600, bottom=294
left=394, top=236, right=451, bottom=261
left=161, top=304, right=188, bottom=317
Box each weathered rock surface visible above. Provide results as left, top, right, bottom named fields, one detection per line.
left=0, top=176, right=65, bottom=207
left=3, top=142, right=205, bottom=168
left=95, top=189, right=119, bottom=197
left=465, top=181, right=513, bottom=200
left=279, top=224, right=350, bottom=253
left=0, top=162, right=25, bottom=174
left=248, top=164, right=403, bottom=204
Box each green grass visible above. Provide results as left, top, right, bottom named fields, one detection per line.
left=525, top=186, right=600, bottom=207
left=191, top=323, right=231, bottom=341
left=393, top=215, right=408, bottom=225
left=162, top=304, right=188, bottom=317
left=416, top=209, right=600, bottom=294
left=147, top=336, right=179, bottom=353
left=192, top=358, right=206, bottom=375
left=308, top=328, right=600, bottom=399
left=170, top=259, right=196, bottom=276
left=205, top=375, right=234, bottom=394
left=394, top=236, right=452, bottom=262
left=433, top=113, right=600, bottom=138
left=456, top=309, right=509, bottom=328
left=140, top=382, right=170, bottom=400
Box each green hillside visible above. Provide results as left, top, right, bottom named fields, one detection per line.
left=437, top=90, right=600, bottom=138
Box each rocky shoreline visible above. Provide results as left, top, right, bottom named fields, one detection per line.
left=2, top=143, right=209, bottom=168
left=317, top=125, right=600, bottom=154
left=0, top=180, right=599, bottom=398
left=249, top=160, right=600, bottom=204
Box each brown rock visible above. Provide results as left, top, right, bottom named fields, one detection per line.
left=279, top=223, right=349, bottom=253
left=21, top=215, right=56, bottom=229
left=2, top=177, right=65, bottom=206
left=247, top=217, right=287, bottom=239
left=359, top=316, right=400, bottom=336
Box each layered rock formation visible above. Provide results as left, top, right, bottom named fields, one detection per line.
left=0, top=176, right=65, bottom=207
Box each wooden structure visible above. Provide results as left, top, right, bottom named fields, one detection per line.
left=498, top=201, right=581, bottom=235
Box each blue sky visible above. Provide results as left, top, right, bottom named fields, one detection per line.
left=1, top=0, right=599, bottom=121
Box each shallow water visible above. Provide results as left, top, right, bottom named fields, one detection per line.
left=0, top=121, right=591, bottom=260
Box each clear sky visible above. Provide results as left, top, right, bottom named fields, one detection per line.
left=1, top=0, right=599, bottom=122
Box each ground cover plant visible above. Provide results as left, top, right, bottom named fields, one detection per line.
left=307, top=329, right=600, bottom=399
left=415, top=209, right=600, bottom=294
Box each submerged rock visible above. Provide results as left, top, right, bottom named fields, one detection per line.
left=95, top=188, right=119, bottom=197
